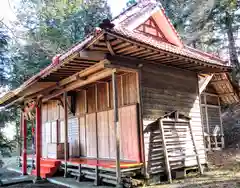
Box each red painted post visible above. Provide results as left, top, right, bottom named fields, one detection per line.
left=22, top=112, right=27, bottom=175
left=35, top=104, right=41, bottom=180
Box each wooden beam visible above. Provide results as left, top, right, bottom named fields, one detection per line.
left=199, top=74, right=213, bottom=94
left=188, top=121, right=203, bottom=175
left=63, top=92, right=69, bottom=178
left=129, top=49, right=151, bottom=57
left=137, top=51, right=158, bottom=58
left=79, top=50, right=106, bottom=61
left=159, top=119, right=172, bottom=183
left=43, top=68, right=114, bottom=102
left=219, top=92, right=236, bottom=97
left=121, top=46, right=144, bottom=56
left=209, top=79, right=229, bottom=84
left=104, top=63, right=137, bottom=72
left=58, top=60, right=109, bottom=87
left=112, top=70, right=121, bottom=186
left=104, top=34, right=115, bottom=56
left=110, top=38, right=122, bottom=46
left=113, top=42, right=131, bottom=50
left=67, top=62, right=92, bottom=67
left=143, top=53, right=167, bottom=60
left=116, top=45, right=136, bottom=54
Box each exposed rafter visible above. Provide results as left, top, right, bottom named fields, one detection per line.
left=104, top=34, right=115, bottom=56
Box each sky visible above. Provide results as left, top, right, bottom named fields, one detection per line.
left=0, top=0, right=129, bottom=23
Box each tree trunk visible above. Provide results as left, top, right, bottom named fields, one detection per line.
left=225, top=11, right=240, bottom=72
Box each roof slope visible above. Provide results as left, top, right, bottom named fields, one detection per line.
left=0, top=0, right=233, bottom=107
left=199, top=73, right=239, bottom=104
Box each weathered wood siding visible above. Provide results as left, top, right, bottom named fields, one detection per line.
left=141, top=64, right=206, bottom=171
left=40, top=72, right=140, bottom=161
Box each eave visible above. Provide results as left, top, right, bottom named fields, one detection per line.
left=0, top=28, right=232, bottom=108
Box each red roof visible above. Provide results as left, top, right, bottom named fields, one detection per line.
left=108, top=27, right=226, bottom=66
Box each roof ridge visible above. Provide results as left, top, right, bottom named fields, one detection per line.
left=112, top=0, right=158, bottom=25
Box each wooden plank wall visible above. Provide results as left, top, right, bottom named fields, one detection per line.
left=41, top=72, right=140, bottom=161
left=141, top=64, right=206, bottom=170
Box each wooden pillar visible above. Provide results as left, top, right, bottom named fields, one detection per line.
left=35, top=103, right=42, bottom=180
left=136, top=71, right=146, bottom=176
left=204, top=94, right=211, bottom=151
left=18, top=112, right=23, bottom=167
left=94, top=84, right=99, bottom=186
left=112, top=70, right=121, bottom=186
left=218, top=97, right=224, bottom=149
left=63, top=92, right=69, bottom=178
left=22, top=112, right=27, bottom=175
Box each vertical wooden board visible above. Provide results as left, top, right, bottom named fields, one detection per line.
left=59, top=104, right=64, bottom=120
left=86, top=113, right=97, bottom=158
left=117, top=76, right=122, bottom=106
left=109, top=81, right=113, bottom=109
left=87, top=86, right=96, bottom=113
left=68, top=118, right=72, bottom=157
left=119, top=105, right=140, bottom=161
left=59, top=120, right=65, bottom=143
left=97, top=83, right=108, bottom=111
left=121, top=72, right=138, bottom=106
left=108, top=109, right=116, bottom=159
left=47, top=102, right=52, bottom=121
left=41, top=123, right=47, bottom=158
left=42, top=104, right=48, bottom=123
left=45, top=122, right=51, bottom=156
left=76, top=91, right=86, bottom=115
left=51, top=121, right=57, bottom=143
left=129, top=72, right=138, bottom=104
left=79, top=116, right=86, bottom=156
left=119, top=107, right=127, bottom=160
left=110, top=77, right=122, bottom=107
left=69, top=117, right=79, bottom=157
left=129, top=105, right=139, bottom=161
left=97, top=111, right=110, bottom=159
left=51, top=101, right=56, bottom=120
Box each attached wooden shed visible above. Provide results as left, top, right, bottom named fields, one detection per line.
left=199, top=73, right=239, bottom=151
left=0, top=0, right=234, bottom=186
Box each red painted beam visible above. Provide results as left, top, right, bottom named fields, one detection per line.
left=35, top=105, right=41, bottom=179
left=22, top=112, right=27, bottom=175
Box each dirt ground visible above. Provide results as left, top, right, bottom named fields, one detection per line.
left=151, top=149, right=240, bottom=188
left=0, top=168, right=67, bottom=188
left=1, top=149, right=240, bottom=187
left=2, top=182, right=68, bottom=188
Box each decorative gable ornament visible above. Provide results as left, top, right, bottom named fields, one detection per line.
left=112, top=0, right=183, bottom=48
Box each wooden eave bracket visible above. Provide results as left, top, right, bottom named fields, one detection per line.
left=199, top=74, right=214, bottom=94
left=104, top=34, right=115, bottom=56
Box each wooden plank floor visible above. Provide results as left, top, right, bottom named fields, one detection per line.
left=61, top=158, right=143, bottom=169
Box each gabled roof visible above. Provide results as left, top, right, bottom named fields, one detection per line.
left=0, top=0, right=233, bottom=107
left=112, top=0, right=183, bottom=47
